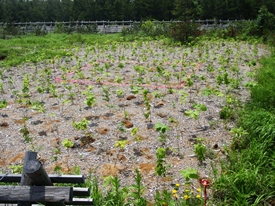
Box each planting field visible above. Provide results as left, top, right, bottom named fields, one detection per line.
left=0, top=36, right=269, bottom=199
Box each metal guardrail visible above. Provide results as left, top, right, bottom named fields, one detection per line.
left=0, top=20, right=248, bottom=34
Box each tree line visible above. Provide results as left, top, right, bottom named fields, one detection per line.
left=0, top=0, right=275, bottom=23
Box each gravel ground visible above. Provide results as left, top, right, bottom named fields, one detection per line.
left=0, top=39, right=270, bottom=199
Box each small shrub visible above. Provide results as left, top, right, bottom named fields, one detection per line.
left=169, top=21, right=202, bottom=43
left=219, top=106, right=233, bottom=120
left=139, top=20, right=170, bottom=37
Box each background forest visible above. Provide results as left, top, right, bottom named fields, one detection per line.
left=1, top=0, right=275, bottom=23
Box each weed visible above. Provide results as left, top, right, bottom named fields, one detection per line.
left=61, top=138, right=74, bottom=148
left=20, top=121, right=32, bottom=143
left=9, top=165, right=23, bottom=174
left=128, top=169, right=147, bottom=205
left=72, top=118, right=90, bottom=131
left=194, top=138, right=207, bottom=163
left=155, top=147, right=167, bottom=177
left=0, top=99, right=7, bottom=108
left=103, top=175, right=129, bottom=206
left=155, top=123, right=170, bottom=143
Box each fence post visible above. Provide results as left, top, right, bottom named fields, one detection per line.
left=25, top=159, right=65, bottom=206
left=18, top=151, right=37, bottom=206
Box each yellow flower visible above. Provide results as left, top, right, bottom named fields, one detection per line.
left=196, top=194, right=201, bottom=199
left=183, top=194, right=190, bottom=200
left=173, top=193, right=179, bottom=199
left=175, top=183, right=180, bottom=187
left=185, top=189, right=190, bottom=193
left=197, top=188, right=202, bottom=193
left=172, top=189, right=177, bottom=194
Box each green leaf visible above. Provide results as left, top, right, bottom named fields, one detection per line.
left=184, top=110, right=200, bottom=120
left=180, top=167, right=199, bottom=181
left=115, top=140, right=128, bottom=149
left=0, top=99, right=7, bottom=108
left=155, top=122, right=170, bottom=134
left=62, top=138, right=74, bottom=148
left=193, top=103, right=207, bottom=111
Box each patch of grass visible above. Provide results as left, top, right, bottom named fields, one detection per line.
left=0, top=33, right=125, bottom=67
left=213, top=53, right=275, bottom=205
left=250, top=54, right=275, bottom=110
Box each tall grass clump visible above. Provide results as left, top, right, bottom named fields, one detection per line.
left=213, top=54, right=275, bottom=205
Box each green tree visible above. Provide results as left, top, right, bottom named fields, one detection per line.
left=133, top=0, right=162, bottom=20
left=45, top=0, right=62, bottom=21
left=28, top=0, right=46, bottom=21
left=173, top=0, right=202, bottom=20
left=60, top=0, right=73, bottom=21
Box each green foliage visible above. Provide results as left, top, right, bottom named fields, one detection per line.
left=116, top=89, right=124, bottom=97
left=83, top=87, right=97, bottom=107
left=173, top=0, right=202, bottom=20
left=102, top=86, right=111, bottom=102
left=131, top=127, right=138, bottom=137
left=155, top=123, right=170, bottom=142
left=230, top=127, right=249, bottom=150
left=193, top=103, right=207, bottom=111
left=0, top=99, right=7, bottom=108
left=194, top=138, right=207, bottom=162
left=155, top=122, right=170, bottom=134
left=154, top=189, right=175, bottom=206
left=103, top=175, right=129, bottom=206
left=246, top=6, right=275, bottom=37
left=184, top=109, right=200, bottom=120
left=31, top=100, right=46, bottom=113
left=89, top=175, right=104, bottom=205
left=19, top=123, right=32, bottom=143
left=219, top=106, right=233, bottom=120
left=1, top=0, right=275, bottom=24
left=213, top=52, right=275, bottom=205
left=139, top=20, right=170, bottom=37
left=0, top=34, right=74, bottom=67
left=169, top=22, right=202, bottom=43
left=185, top=103, right=207, bottom=120
left=9, top=165, right=23, bottom=174
left=89, top=170, right=147, bottom=206
left=250, top=55, right=275, bottom=110
left=114, top=140, right=128, bottom=149
left=180, top=167, right=199, bottom=182
left=62, top=138, right=74, bottom=148
left=155, top=147, right=167, bottom=177
left=72, top=118, right=90, bottom=131
left=128, top=169, right=147, bottom=206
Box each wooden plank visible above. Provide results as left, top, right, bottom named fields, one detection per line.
left=0, top=174, right=85, bottom=184
left=0, top=186, right=72, bottom=202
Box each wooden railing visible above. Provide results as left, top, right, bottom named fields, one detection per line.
left=0, top=151, right=93, bottom=205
